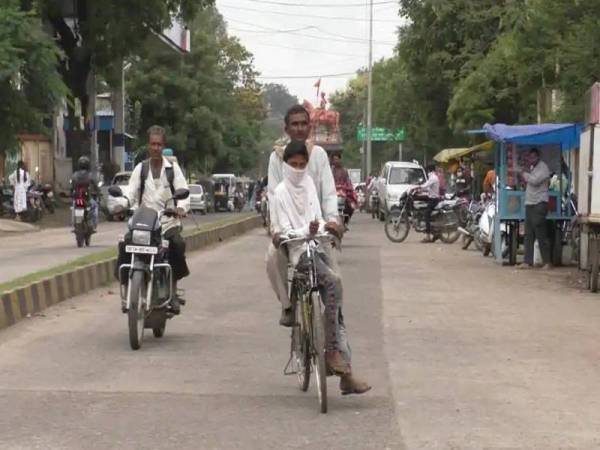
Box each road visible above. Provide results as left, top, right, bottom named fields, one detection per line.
left=1, top=214, right=600, bottom=449
left=0, top=211, right=244, bottom=285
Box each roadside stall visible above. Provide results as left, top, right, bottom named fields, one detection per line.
left=483, top=123, right=581, bottom=265
left=434, top=141, right=495, bottom=196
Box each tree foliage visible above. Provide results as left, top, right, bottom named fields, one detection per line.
left=334, top=0, right=600, bottom=163
left=127, top=6, right=266, bottom=176
left=0, top=1, right=67, bottom=154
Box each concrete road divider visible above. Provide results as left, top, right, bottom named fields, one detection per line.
left=0, top=215, right=262, bottom=330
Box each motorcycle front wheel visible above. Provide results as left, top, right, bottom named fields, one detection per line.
left=385, top=212, right=410, bottom=243
left=128, top=271, right=146, bottom=350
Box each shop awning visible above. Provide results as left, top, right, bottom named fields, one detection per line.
left=483, top=123, right=583, bottom=151
left=433, top=140, right=494, bottom=163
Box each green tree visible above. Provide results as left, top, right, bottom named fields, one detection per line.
left=263, top=83, right=298, bottom=119
left=127, top=6, right=265, bottom=176
left=0, top=1, right=67, bottom=155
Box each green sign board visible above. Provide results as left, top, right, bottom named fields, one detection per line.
left=357, top=127, right=405, bottom=142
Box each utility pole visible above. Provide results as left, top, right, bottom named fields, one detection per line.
left=366, top=0, right=374, bottom=177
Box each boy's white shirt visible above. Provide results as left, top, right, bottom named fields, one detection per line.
left=272, top=170, right=326, bottom=266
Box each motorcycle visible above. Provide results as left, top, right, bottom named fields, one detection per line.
left=0, top=184, right=15, bottom=218
left=384, top=187, right=461, bottom=244
left=72, top=187, right=94, bottom=248
left=336, top=189, right=349, bottom=230
left=109, top=185, right=190, bottom=350
left=458, top=199, right=484, bottom=251
left=260, top=191, right=270, bottom=229
left=370, top=190, right=380, bottom=220
left=24, top=186, right=44, bottom=223
left=36, top=183, right=55, bottom=214
left=357, top=189, right=366, bottom=212
left=478, top=196, right=510, bottom=258
left=233, top=191, right=245, bottom=212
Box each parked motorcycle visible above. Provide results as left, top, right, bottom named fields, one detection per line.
left=109, top=185, right=190, bottom=350
left=478, top=196, right=510, bottom=258
left=36, top=183, right=55, bottom=214
left=458, top=199, right=484, bottom=251
left=384, top=187, right=461, bottom=243
left=72, top=187, right=94, bottom=248
left=24, top=186, right=44, bottom=223
left=0, top=184, right=14, bottom=218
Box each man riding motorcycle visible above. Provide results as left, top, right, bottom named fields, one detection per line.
left=420, top=164, right=441, bottom=243
left=266, top=104, right=370, bottom=394
left=329, top=151, right=357, bottom=229
left=114, top=125, right=190, bottom=314
left=70, top=156, right=99, bottom=232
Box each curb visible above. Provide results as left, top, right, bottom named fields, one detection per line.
left=0, top=215, right=262, bottom=331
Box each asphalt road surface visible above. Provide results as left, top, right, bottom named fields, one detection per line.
left=1, top=214, right=600, bottom=449
left=0, top=211, right=245, bottom=285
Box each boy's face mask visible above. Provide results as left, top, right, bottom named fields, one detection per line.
left=283, top=162, right=307, bottom=187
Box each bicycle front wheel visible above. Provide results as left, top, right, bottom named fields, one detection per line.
left=292, top=298, right=310, bottom=392
left=311, top=291, right=327, bottom=414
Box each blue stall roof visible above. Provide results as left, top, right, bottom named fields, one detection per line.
left=483, top=123, right=583, bottom=151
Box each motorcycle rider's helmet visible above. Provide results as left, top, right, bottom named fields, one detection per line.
left=78, top=156, right=90, bottom=171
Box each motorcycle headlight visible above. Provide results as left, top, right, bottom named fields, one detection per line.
left=132, top=230, right=151, bottom=246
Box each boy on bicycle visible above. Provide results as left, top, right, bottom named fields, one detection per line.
left=272, top=140, right=371, bottom=395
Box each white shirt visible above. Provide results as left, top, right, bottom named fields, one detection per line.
left=125, top=157, right=190, bottom=233
left=422, top=171, right=440, bottom=198
left=272, top=175, right=325, bottom=266
left=267, top=144, right=337, bottom=230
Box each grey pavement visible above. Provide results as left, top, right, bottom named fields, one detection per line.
left=0, top=211, right=244, bottom=285
left=1, top=214, right=600, bottom=448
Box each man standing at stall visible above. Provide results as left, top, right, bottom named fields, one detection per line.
left=519, top=148, right=551, bottom=269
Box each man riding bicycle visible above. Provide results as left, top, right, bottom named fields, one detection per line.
left=270, top=138, right=371, bottom=395
left=114, top=125, right=190, bottom=314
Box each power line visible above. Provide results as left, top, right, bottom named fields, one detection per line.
left=219, top=3, right=400, bottom=23
left=224, top=16, right=395, bottom=45
left=257, top=71, right=357, bottom=79
left=244, top=0, right=396, bottom=7
left=228, top=26, right=395, bottom=45
left=240, top=41, right=362, bottom=57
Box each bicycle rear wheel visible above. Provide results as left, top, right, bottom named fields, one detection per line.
left=311, top=291, right=327, bottom=414
left=292, top=297, right=310, bottom=392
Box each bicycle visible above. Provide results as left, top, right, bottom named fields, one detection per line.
left=283, top=233, right=334, bottom=414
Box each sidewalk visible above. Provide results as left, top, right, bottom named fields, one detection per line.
left=0, top=219, right=39, bottom=233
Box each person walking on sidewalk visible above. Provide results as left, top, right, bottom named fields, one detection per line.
left=519, top=148, right=551, bottom=269
left=8, top=161, right=31, bottom=221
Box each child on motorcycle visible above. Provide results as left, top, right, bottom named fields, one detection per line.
left=271, top=140, right=371, bottom=395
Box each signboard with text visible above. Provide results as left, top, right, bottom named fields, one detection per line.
left=357, top=127, right=405, bottom=142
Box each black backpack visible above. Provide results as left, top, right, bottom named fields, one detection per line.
left=139, top=159, right=175, bottom=205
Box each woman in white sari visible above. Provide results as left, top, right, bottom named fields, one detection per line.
left=8, top=161, right=31, bottom=220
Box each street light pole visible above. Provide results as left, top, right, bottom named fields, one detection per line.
left=366, top=0, right=373, bottom=177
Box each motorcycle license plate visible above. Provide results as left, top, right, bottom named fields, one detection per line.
left=125, top=245, right=158, bottom=255
left=74, top=208, right=85, bottom=217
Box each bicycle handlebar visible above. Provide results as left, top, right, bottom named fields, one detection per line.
left=280, top=233, right=334, bottom=246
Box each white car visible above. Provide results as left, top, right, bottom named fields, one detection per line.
left=101, top=171, right=132, bottom=221
left=189, top=184, right=207, bottom=214
left=376, top=161, right=426, bottom=220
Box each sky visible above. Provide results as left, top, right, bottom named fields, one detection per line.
left=214, top=0, right=405, bottom=104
